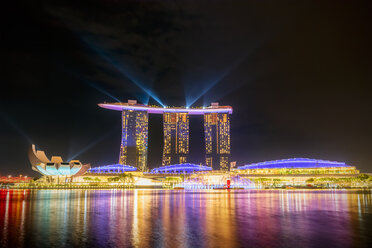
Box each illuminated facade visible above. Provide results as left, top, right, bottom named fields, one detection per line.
left=150, top=163, right=212, bottom=174
left=88, top=164, right=137, bottom=174
left=162, top=112, right=189, bottom=165
left=119, top=109, right=148, bottom=171
left=235, top=158, right=359, bottom=175
left=204, top=111, right=231, bottom=171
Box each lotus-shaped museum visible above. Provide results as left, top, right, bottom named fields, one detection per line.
left=29, top=144, right=90, bottom=177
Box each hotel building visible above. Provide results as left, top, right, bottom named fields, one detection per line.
left=98, top=100, right=232, bottom=171
left=204, top=109, right=231, bottom=171
left=119, top=101, right=148, bottom=171
left=162, top=112, right=189, bottom=165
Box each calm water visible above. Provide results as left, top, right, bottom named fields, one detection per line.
left=1, top=189, right=372, bottom=248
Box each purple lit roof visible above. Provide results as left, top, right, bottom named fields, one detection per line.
left=98, top=103, right=232, bottom=115
left=150, top=163, right=212, bottom=173
left=237, top=158, right=353, bottom=170
left=88, top=164, right=137, bottom=173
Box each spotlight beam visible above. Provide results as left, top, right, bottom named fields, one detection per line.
left=80, top=37, right=165, bottom=107
left=61, top=67, right=122, bottom=103
left=203, top=77, right=256, bottom=106
left=185, top=56, right=248, bottom=108
left=186, top=64, right=238, bottom=107
left=68, top=131, right=114, bottom=161
left=0, top=113, right=33, bottom=144
left=87, top=81, right=122, bottom=102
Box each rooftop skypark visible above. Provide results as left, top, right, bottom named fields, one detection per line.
left=99, top=101, right=233, bottom=115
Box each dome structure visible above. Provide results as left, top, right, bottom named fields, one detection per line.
left=29, top=144, right=90, bottom=177
left=237, top=158, right=352, bottom=170
left=150, top=163, right=212, bottom=174
left=88, top=164, right=137, bottom=173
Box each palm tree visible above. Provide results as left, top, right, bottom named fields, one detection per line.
left=272, top=179, right=282, bottom=187
left=126, top=173, right=134, bottom=187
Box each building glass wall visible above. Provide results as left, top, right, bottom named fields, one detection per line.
left=162, top=112, right=189, bottom=165
left=119, top=110, right=148, bottom=171
left=204, top=113, right=230, bottom=170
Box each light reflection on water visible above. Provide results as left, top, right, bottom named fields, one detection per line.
left=1, top=189, right=372, bottom=248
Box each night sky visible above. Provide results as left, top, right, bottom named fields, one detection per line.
left=1, top=0, right=372, bottom=176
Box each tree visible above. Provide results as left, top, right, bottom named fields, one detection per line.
left=112, top=173, right=134, bottom=186
left=126, top=173, right=134, bottom=185
left=108, top=177, right=120, bottom=182
left=357, top=174, right=369, bottom=181
left=163, top=176, right=182, bottom=188
left=272, top=179, right=281, bottom=187
left=253, top=178, right=270, bottom=187
left=118, top=173, right=128, bottom=184
left=306, top=178, right=314, bottom=183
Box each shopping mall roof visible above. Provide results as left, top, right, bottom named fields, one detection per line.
left=98, top=101, right=232, bottom=115
left=88, top=164, right=137, bottom=173
left=150, top=163, right=212, bottom=174
left=237, top=158, right=353, bottom=170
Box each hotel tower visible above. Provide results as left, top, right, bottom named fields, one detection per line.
left=162, top=112, right=189, bottom=165
left=118, top=100, right=148, bottom=171
left=204, top=103, right=231, bottom=170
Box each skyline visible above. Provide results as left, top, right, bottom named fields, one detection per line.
left=1, top=0, right=372, bottom=176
